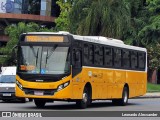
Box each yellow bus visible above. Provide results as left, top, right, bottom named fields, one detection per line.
left=15, top=31, right=147, bottom=109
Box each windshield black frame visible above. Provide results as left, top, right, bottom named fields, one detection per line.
left=17, top=34, right=72, bottom=82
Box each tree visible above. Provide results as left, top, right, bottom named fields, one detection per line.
left=0, top=22, right=54, bottom=66
left=138, top=0, right=160, bottom=46
left=69, top=0, right=131, bottom=39
left=55, top=0, right=73, bottom=31
left=147, top=44, right=160, bottom=70
left=123, top=0, right=147, bottom=46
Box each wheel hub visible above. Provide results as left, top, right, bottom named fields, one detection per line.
left=124, top=91, right=128, bottom=103
left=83, top=93, right=88, bottom=103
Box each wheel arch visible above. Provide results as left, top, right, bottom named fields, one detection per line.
left=124, top=83, right=129, bottom=97
left=84, top=82, right=92, bottom=99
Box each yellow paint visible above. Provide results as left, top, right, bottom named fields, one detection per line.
left=16, top=67, right=147, bottom=100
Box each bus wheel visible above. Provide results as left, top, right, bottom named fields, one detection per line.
left=76, top=87, right=90, bottom=109
left=34, top=99, right=46, bottom=108
left=20, top=98, right=26, bottom=103
left=112, top=86, right=129, bottom=106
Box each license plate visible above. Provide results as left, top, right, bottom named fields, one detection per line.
left=34, top=91, right=44, bottom=96
left=3, top=93, right=11, bottom=96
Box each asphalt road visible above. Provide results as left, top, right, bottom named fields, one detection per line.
left=1, top=98, right=160, bottom=119
left=0, top=98, right=160, bottom=111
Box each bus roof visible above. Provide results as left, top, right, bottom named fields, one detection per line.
left=25, top=31, right=146, bottom=52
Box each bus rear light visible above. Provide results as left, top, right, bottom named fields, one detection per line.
left=57, top=81, right=70, bottom=92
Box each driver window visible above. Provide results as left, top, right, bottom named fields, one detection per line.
left=72, top=49, right=82, bottom=68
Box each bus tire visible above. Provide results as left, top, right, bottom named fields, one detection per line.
left=76, top=87, right=90, bottom=109
left=29, top=98, right=33, bottom=102
left=112, top=86, right=129, bottom=106
left=34, top=99, right=46, bottom=108
left=21, top=98, right=26, bottom=103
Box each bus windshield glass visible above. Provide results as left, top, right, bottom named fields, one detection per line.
left=19, top=46, right=70, bottom=75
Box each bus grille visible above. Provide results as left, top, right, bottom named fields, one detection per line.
left=23, top=88, right=56, bottom=95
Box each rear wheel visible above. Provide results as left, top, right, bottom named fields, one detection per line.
left=112, top=86, right=129, bottom=106
left=34, top=99, right=46, bottom=108
left=28, top=98, right=33, bottom=102
left=76, top=87, right=90, bottom=109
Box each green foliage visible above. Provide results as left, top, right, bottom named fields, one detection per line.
left=69, top=0, right=131, bottom=39
left=147, top=44, right=160, bottom=70
left=138, top=0, right=160, bottom=46
left=55, top=0, right=73, bottom=31
left=0, top=22, right=54, bottom=65
left=147, top=83, right=160, bottom=92
left=123, top=0, right=147, bottom=46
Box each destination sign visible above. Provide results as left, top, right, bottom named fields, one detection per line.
left=25, top=36, right=68, bottom=42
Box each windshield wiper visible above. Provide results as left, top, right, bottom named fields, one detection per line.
left=30, top=46, right=37, bottom=58
left=36, top=48, right=39, bottom=67
left=46, top=45, right=57, bottom=59
left=30, top=46, right=39, bottom=67
left=45, top=45, right=57, bottom=68
left=45, top=49, right=48, bottom=68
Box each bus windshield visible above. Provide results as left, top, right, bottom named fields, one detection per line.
left=19, top=46, right=70, bottom=75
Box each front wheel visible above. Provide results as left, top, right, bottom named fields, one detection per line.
left=112, top=86, right=129, bottom=106
left=34, top=99, right=46, bottom=108
left=76, top=87, right=90, bottom=109
left=20, top=98, right=26, bottom=103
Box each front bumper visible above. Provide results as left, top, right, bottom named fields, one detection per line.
left=15, top=84, right=72, bottom=100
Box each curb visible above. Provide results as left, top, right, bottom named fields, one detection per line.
left=135, top=93, right=160, bottom=99
left=137, top=96, right=160, bottom=99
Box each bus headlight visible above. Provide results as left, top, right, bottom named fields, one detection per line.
left=16, top=80, right=23, bottom=90
left=57, top=81, right=70, bottom=92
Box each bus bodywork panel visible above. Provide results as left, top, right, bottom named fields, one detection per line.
left=72, top=67, right=147, bottom=100
left=16, top=67, right=146, bottom=100
left=15, top=75, right=73, bottom=100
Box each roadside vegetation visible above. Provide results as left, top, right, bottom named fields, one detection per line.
left=0, top=22, right=54, bottom=65
left=147, top=83, right=160, bottom=92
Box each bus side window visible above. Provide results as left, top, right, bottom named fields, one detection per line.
left=94, top=45, right=104, bottom=66
left=88, top=44, right=94, bottom=65
left=122, top=49, right=130, bottom=68
left=84, top=44, right=89, bottom=65
left=131, top=51, right=138, bottom=69
left=113, top=48, right=122, bottom=68
left=138, top=52, right=146, bottom=70
left=72, top=49, right=76, bottom=66
left=104, top=47, right=112, bottom=67
left=72, top=49, right=82, bottom=68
